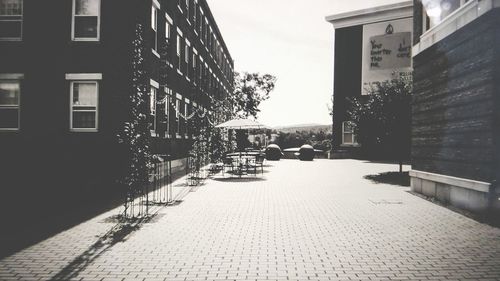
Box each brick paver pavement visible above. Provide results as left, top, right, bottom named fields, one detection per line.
left=1, top=159, right=500, bottom=281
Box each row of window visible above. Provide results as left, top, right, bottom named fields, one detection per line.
left=151, top=0, right=233, bottom=87
left=149, top=81, right=209, bottom=138
left=0, top=74, right=100, bottom=131
left=0, top=75, right=205, bottom=136
left=0, top=0, right=100, bottom=41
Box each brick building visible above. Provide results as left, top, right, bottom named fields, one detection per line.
left=325, top=2, right=413, bottom=159
left=410, top=0, right=500, bottom=212
left=0, top=0, right=234, bottom=219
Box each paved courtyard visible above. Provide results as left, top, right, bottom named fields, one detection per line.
left=1, top=159, right=500, bottom=281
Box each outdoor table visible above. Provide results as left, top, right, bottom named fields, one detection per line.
left=225, top=152, right=260, bottom=176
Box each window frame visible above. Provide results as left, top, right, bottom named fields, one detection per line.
left=71, top=0, right=101, bottom=42
left=0, top=0, right=23, bottom=41
left=149, top=81, right=159, bottom=136
left=0, top=75, right=22, bottom=131
left=175, top=97, right=181, bottom=137
left=164, top=87, right=171, bottom=138
left=342, top=121, right=357, bottom=145
left=69, top=80, right=99, bottom=132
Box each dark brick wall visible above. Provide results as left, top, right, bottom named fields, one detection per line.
left=412, top=9, right=500, bottom=183
left=332, top=26, right=363, bottom=149
left=0, top=0, right=234, bottom=222
left=413, top=0, right=423, bottom=44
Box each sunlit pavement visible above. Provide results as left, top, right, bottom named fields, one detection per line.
left=1, top=159, right=500, bottom=281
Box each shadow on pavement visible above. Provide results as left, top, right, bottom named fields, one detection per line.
left=364, top=171, right=410, bottom=187
left=211, top=177, right=267, bottom=183
left=0, top=170, right=189, bottom=260
left=49, top=215, right=154, bottom=281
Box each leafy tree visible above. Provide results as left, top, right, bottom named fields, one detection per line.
left=347, top=76, right=412, bottom=172
left=232, top=72, right=276, bottom=119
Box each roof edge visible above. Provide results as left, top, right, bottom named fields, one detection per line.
left=325, top=1, right=413, bottom=29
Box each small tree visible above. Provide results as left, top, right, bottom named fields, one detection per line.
left=117, top=24, right=153, bottom=216
left=348, top=76, right=411, bottom=172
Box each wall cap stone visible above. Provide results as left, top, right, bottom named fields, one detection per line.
left=410, top=170, right=490, bottom=193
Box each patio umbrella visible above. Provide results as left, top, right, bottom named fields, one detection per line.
left=216, top=118, right=268, bottom=152
left=215, top=118, right=268, bottom=130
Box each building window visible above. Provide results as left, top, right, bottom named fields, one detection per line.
left=185, top=41, right=190, bottom=78
left=175, top=98, right=180, bottom=135
left=176, top=34, right=182, bottom=73
left=422, top=0, right=465, bottom=31
left=342, top=121, right=357, bottom=145
left=0, top=0, right=22, bottom=40
left=70, top=81, right=98, bottom=131
left=177, top=0, right=183, bottom=13
left=198, top=8, right=203, bottom=35
left=184, top=101, right=189, bottom=136
left=149, top=86, right=157, bottom=135
left=192, top=0, right=197, bottom=26
left=72, top=0, right=100, bottom=41
left=165, top=21, right=170, bottom=40
left=151, top=5, right=158, bottom=52
left=192, top=51, right=197, bottom=84
left=164, top=93, right=170, bottom=137
left=0, top=78, right=20, bottom=130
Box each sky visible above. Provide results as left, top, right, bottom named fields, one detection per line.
left=207, top=0, right=405, bottom=127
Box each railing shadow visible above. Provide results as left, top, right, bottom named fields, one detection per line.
left=49, top=215, right=154, bottom=281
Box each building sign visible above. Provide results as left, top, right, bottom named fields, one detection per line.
left=369, top=32, right=411, bottom=70
left=362, top=18, right=412, bottom=95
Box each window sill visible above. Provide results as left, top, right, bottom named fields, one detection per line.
left=152, top=49, right=160, bottom=58
left=0, top=128, right=20, bottom=132
left=340, top=143, right=360, bottom=147
left=177, top=69, right=183, bottom=76
left=0, top=38, right=22, bottom=42
left=413, top=0, right=497, bottom=56
left=71, top=129, right=98, bottom=133
left=72, top=38, right=100, bottom=42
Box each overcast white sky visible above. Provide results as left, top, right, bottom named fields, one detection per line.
left=207, top=0, right=404, bottom=127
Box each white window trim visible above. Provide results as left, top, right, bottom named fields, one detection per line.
left=341, top=121, right=357, bottom=145
left=165, top=13, right=173, bottom=25
left=414, top=0, right=497, bottom=56
left=0, top=76, right=22, bottom=131
left=71, top=0, right=101, bottom=42
left=70, top=81, right=99, bottom=132
left=0, top=0, right=23, bottom=41
left=0, top=73, right=24, bottom=79
left=164, top=87, right=172, bottom=139
left=151, top=4, right=159, bottom=54
left=150, top=84, right=158, bottom=136
left=152, top=0, right=160, bottom=9
left=66, top=73, right=102, bottom=80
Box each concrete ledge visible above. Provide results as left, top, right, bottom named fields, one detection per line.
left=409, top=170, right=490, bottom=193
left=410, top=170, right=494, bottom=212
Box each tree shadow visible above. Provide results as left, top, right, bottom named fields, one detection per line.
left=49, top=215, right=155, bottom=280
left=364, top=171, right=410, bottom=187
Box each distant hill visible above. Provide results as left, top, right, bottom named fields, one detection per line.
left=273, top=124, right=332, bottom=134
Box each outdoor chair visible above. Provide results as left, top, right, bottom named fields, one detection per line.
left=222, top=157, right=234, bottom=177
left=248, top=154, right=265, bottom=176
